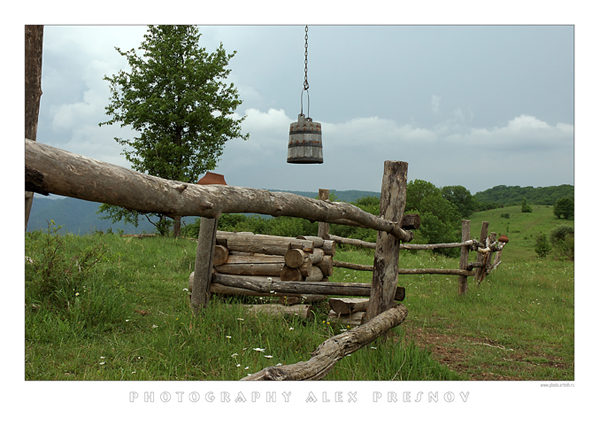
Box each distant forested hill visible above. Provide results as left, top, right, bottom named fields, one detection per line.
left=27, top=196, right=156, bottom=235
left=474, top=184, right=574, bottom=207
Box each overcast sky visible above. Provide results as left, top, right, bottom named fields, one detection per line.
left=35, top=24, right=574, bottom=195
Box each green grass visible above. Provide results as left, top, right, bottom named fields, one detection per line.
left=24, top=207, right=574, bottom=381
left=469, top=204, right=574, bottom=262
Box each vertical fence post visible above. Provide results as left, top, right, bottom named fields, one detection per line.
left=318, top=189, right=330, bottom=239
left=474, top=221, right=489, bottom=282
left=191, top=217, right=218, bottom=314
left=458, top=219, right=471, bottom=295
left=366, top=161, right=408, bottom=322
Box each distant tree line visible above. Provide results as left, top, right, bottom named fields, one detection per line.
left=474, top=184, right=574, bottom=209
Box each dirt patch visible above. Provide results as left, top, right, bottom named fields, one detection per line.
left=402, top=323, right=570, bottom=381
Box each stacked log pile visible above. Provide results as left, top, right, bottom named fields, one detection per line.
left=188, top=231, right=405, bottom=319
left=189, top=232, right=335, bottom=318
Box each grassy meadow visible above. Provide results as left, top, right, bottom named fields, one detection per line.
left=24, top=205, right=574, bottom=381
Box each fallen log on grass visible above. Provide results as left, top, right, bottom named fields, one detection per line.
left=241, top=302, right=409, bottom=380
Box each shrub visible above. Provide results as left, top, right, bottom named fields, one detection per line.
left=25, top=222, right=127, bottom=331
left=550, top=225, right=574, bottom=260
left=534, top=233, right=552, bottom=258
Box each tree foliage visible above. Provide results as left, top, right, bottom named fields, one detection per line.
left=553, top=197, right=574, bottom=219
left=474, top=184, right=574, bottom=207
left=98, top=25, right=248, bottom=235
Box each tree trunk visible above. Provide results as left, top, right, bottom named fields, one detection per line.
left=241, top=302, right=408, bottom=380
left=25, top=139, right=414, bottom=242
left=173, top=215, right=181, bottom=237
left=25, top=25, right=44, bottom=231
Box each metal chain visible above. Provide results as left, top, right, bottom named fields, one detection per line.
left=303, top=25, right=309, bottom=91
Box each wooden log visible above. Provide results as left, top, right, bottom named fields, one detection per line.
left=309, top=248, right=325, bottom=265
left=241, top=302, right=409, bottom=380
left=25, top=25, right=44, bottom=231
left=321, top=239, right=336, bottom=256
left=190, top=217, right=218, bottom=313
left=401, top=213, right=421, bottom=230
left=284, top=248, right=308, bottom=268
left=299, top=235, right=324, bottom=248
left=25, top=139, right=413, bottom=242
left=213, top=273, right=406, bottom=301
left=317, top=189, right=330, bottom=239
left=317, top=255, right=334, bottom=277
left=328, top=234, right=376, bottom=249
left=458, top=219, right=470, bottom=295
left=304, top=265, right=324, bottom=282
left=328, top=297, right=369, bottom=315
left=333, top=260, right=373, bottom=271
left=367, top=161, right=408, bottom=322
left=280, top=266, right=303, bottom=282
left=279, top=294, right=327, bottom=305
left=399, top=240, right=481, bottom=250
left=213, top=245, right=229, bottom=266
left=189, top=273, right=297, bottom=298
left=214, top=252, right=284, bottom=276
left=327, top=310, right=366, bottom=327
left=216, top=231, right=314, bottom=256
left=245, top=304, right=313, bottom=319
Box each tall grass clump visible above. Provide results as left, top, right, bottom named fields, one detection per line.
left=25, top=222, right=128, bottom=336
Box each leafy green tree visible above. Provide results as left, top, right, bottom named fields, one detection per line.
left=441, top=185, right=476, bottom=218
left=521, top=198, right=532, bottom=213
left=553, top=197, right=574, bottom=219
left=406, top=179, right=439, bottom=213
left=99, top=25, right=248, bottom=236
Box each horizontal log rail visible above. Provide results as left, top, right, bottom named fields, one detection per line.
left=25, top=139, right=413, bottom=242
left=332, top=260, right=475, bottom=276
left=328, top=234, right=486, bottom=251
left=212, top=272, right=406, bottom=301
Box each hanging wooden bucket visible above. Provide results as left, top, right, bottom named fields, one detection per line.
left=287, top=113, right=323, bottom=164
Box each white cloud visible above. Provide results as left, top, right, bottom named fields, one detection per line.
left=446, top=114, right=574, bottom=150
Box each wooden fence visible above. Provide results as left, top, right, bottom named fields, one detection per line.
left=26, top=139, right=414, bottom=379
